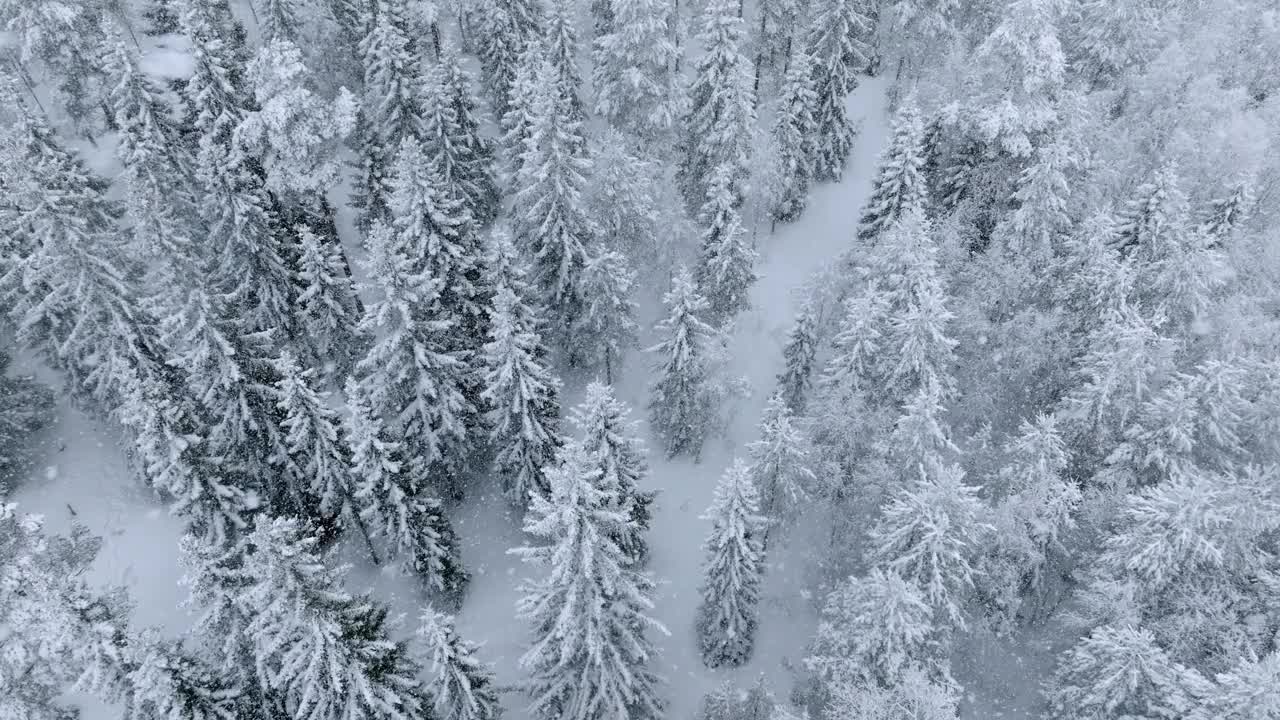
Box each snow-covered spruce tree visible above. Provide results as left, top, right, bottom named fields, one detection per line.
left=143, top=0, right=180, bottom=34
left=273, top=351, right=374, bottom=548
left=475, top=0, right=544, bottom=117
left=857, top=100, right=927, bottom=243
left=869, top=463, right=990, bottom=628
left=417, top=608, right=503, bottom=720
left=1070, top=0, right=1162, bottom=87
left=388, top=136, right=488, bottom=368
left=569, top=382, right=655, bottom=563
left=769, top=47, right=818, bottom=222
left=1, top=0, right=111, bottom=131
left=806, top=0, right=871, bottom=181
left=571, top=250, right=640, bottom=381
left=585, top=129, right=668, bottom=261
left=746, top=394, right=816, bottom=537
left=422, top=55, right=503, bottom=226
left=591, top=0, right=684, bottom=140
left=825, top=666, right=959, bottom=720
left=755, top=0, right=801, bottom=79
left=259, top=0, right=304, bottom=44
left=695, top=164, right=759, bottom=322
left=677, top=0, right=756, bottom=213
left=242, top=517, right=432, bottom=720
left=481, top=284, right=564, bottom=503
left=498, top=40, right=546, bottom=187
left=354, top=0, right=423, bottom=228
left=356, top=223, right=473, bottom=491
left=344, top=378, right=468, bottom=594
left=775, top=305, right=818, bottom=414
left=1199, top=180, right=1252, bottom=248
left=512, top=66, right=597, bottom=342
left=697, top=459, right=767, bottom=668
left=647, top=269, right=722, bottom=460
left=807, top=568, right=937, bottom=688
left=512, top=443, right=667, bottom=720
left=180, top=0, right=250, bottom=152
left=294, top=224, right=365, bottom=378
left=543, top=0, right=584, bottom=119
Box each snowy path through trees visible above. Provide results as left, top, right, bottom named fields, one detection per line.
left=11, top=75, right=889, bottom=720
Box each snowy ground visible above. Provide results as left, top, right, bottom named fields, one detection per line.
left=10, top=65, right=1046, bottom=718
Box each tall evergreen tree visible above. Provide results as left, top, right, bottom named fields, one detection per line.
left=677, top=0, right=756, bottom=212
left=769, top=47, right=818, bottom=222
left=143, top=0, right=181, bottom=34
left=422, top=56, right=503, bottom=226
left=476, top=0, right=544, bottom=117
left=647, top=269, right=722, bottom=459
left=570, top=382, right=656, bottom=564
left=242, top=518, right=433, bottom=720
left=293, top=224, right=365, bottom=378
left=543, top=0, right=584, bottom=118
left=356, top=223, right=472, bottom=490
left=776, top=305, right=818, bottom=413
left=512, top=443, right=667, bottom=720
left=591, top=0, right=684, bottom=139
left=481, top=284, right=564, bottom=503
left=746, top=394, right=816, bottom=537
left=417, top=609, right=503, bottom=720
left=807, top=0, right=871, bottom=180
left=695, top=165, right=759, bottom=322
left=345, top=378, right=468, bottom=594
left=857, top=101, right=927, bottom=243
left=570, top=250, right=640, bottom=381
left=512, top=66, right=597, bottom=340
left=355, top=0, right=422, bottom=227
left=697, top=459, right=767, bottom=668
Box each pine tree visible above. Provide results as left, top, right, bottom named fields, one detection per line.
left=775, top=306, right=817, bottom=413
left=476, top=0, right=544, bottom=117
left=345, top=379, right=468, bottom=595
left=243, top=517, right=433, bottom=720
left=755, top=0, right=801, bottom=79
left=857, top=101, right=927, bottom=243
left=697, top=459, right=767, bottom=668
left=1049, top=625, right=1204, bottom=719
left=591, top=0, right=683, bottom=139
left=355, top=0, right=422, bottom=227
left=1200, top=181, right=1252, bottom=248
left=356, top=222, right=472, bottom=486
left=570, top=382, right=655, bottom=563
left=695, top=165, right=759, bottom=322
left=0, top=352, right=54, bottom=495
left=273, top=351, right=371, bottom=544
left=180, top=0, right=250, bottom=152
left=769, top=47, right=818, bottom=222
left=143, top=0, right=181, bottom=34
left=260, top=0, right=303, bottom=43
left=499, top=41, right=546, bottom=187
left=294, top=225, right=365, bottom=378
left=126, top=638, right=242, bottom=720
left=647, top=269, right=722, bottom=459
left=746, top=394, right=816, bottom=535
left=422, top=56, right=503, bottom=226
left=512, top=443, right=667, bottom=720
left=570, top=250, right=640, bottom=381
left=869, top=464, right=990, bottom=628
left=481, top=285, right=564, bottom=503
left=585, top=130, right=668, bottom=260
left=544, top=0, right=584, bottom=118
left=513, top=67, right=597, bottom=339
left=417, top=609, right=503, bottom=720
left=677, top=0, right=756, bottom=212
left=807, top=0, right=871, bottom=181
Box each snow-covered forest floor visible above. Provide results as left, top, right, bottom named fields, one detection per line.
left=9, top=62, right=1023, bottom=720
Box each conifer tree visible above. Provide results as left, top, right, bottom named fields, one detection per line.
left=513, top=67, right=597, bottom=339
left=243, top=518, right=433, bottom=720
left=695, top=165, right=759, bottom=322
left=1200, top=181, right=1252, bottom=247
left=476, top=0, right=544, bottom=117
left=591, top=0, right=684, bottom=139
left=755, top=0, right=801, bottom=80
left=355, top=0, right=422, bottom=227
left=143, top=0, right=180, bottom=34
left=417, top=609, right=503, bottom=720
left=571, top=250, right=640, bottom=381
left=422, top=57, right=503, bottom=226
left=544, top=0, right=584, bottom=118
left=345, top=379, right=469, bottom=594
left=769, top=47, right=818, bottom=222
left=273, top=351, right=371, bottom=545
left=481, top=285, right=564, bottom=503
left=260, top=0, right=304, bottom=43
left=512, top=444, right=667, bottom=720
left=776, top=306, right=817, bottom=413
left=697, top=459, right=767, bottom=668
left=647, top=269, right=722, bottom=459
left=180, top=0, right=250, bottom=151
left=499, top=41, right=546, bottom=187
left=746, top=394, right=816, bottom=537
left=570, top=382, right=656, bottom=563
left=807, top=0, right=871, bottom=180
left=356, top=223, right=472, bottom=487
left=857, top=101, right=927, bottom=243
left=294, top=225, right=364, bottom=378
left=678, top=0, right=756, bottom=212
